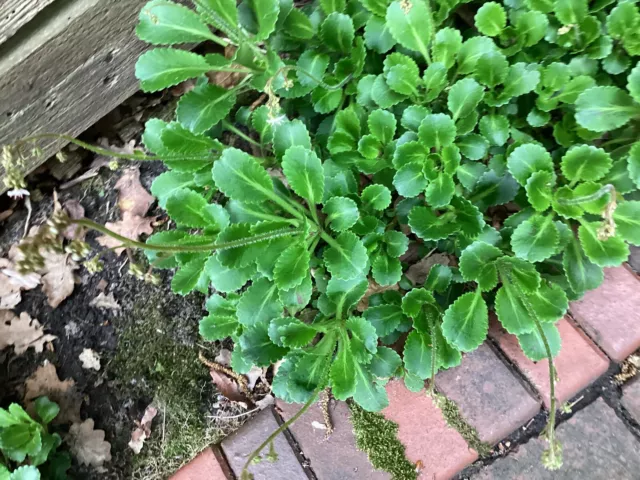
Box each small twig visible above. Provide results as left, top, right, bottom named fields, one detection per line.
left=60, top=169, right=99, bottom=190
left=250, top=93, right=268, bottom=111
left=207, top=406, right=261, bottom=420
left=22, top=196, right=32, bottom=238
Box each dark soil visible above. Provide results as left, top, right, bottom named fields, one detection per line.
left=0, top=110, right=223, bottom=479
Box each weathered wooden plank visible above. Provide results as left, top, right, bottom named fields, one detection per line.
left=0, top=0, right=150, bottom=193
left=0, top=0, right=57, bottom=46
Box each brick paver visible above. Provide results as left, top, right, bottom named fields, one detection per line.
left=622, top=379, right=640, bottom=424
left=170, top=447, right=231, bottom=480
left=570, top=266, right=640, bottom=361
left=489, top=316, right=609, bottom=408
left=436, top=343, right=540, bottom=445
left=221, top=407, right=307, bottom=479
left=277, top=399, right=390, bottom=479
left=473, top=398, right=640, bottom=479
left=383, top=379, right=478, bottom=479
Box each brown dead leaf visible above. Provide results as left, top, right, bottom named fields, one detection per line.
left=96, top=212, right=155, bottom=255
left=67, top=419, right=112, bottom=468
left=89, top=292, right=121, bottom=312
left=357, top=279, right=400, bottom=312
left=210, top=370, right=248, bottom=403
left=114, top=168, right=154, bottom=217
left=40, top=252, right=78, bottom=308
left=24, top=363, right=82, bottom=425
left=128, top=405, right=158, bottom=454
left=0, top=257, right=40, bottom=309
left=62, top=199, right=86, bottom=241
left=0, top=311, right=57, bottom=354
left=0, top=209, right=14, bottom=222
left=405, top=253, right=451, bottom=286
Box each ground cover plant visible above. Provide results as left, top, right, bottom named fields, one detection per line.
left=0, top=397, right=70, bottom=479
left=6, top=0, right=640, bottom=474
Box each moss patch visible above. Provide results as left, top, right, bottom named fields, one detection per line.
left=349, top=402, right=417, bottom=480
left=112, top=304, right=222, bottom=479
left=433, top=393, right=492, bottom=457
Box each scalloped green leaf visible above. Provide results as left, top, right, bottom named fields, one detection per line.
left=563, top=235, right=604, bottom=294
left=448, top=78, right=485, bottom=121
left=575, top=86, right=640, bottom=132
left=364, top=15, right=396, bottom=54
left=213, top=148, right=274, bottom=203
left=408, top=206, right=458, bottom=241
left=479, top=115, right=509, bottom=147
left=137, top=0, right=216, bottom=45
left=561, top=145, right=612, bottom=182
left=371, top=254, right=402, bottom=286
left=361, top=184, right=392, bottom=211
left=459, top=241, right=502, bottom=290
left=517, top=322, right=561, bottom=361
left=282, top=146, right=325, bottom=205
left=418, top=113, right=456, bottom=150
left=526, top=171, right=556, bottom=212
left=432, top=28, right=462, bottom=69
left=442, top=290, right=488, bottom=352
left=274, top=242, right=310, bottom=290
left=393, top=162, right=427, bottom=197
left=176, top=83, right=236, bottom=134
left=511, top=215, right=559, bottom=263
left=236, top=277, right=282, bottom=327
left=386, top=1, right=432, bottom=60
left=323, top=196, right=359, bottom=232
left=507, top=144, right=553, bottom=186
left=578, top=221, right=629, bottom=267
left=613, top=201, right=640, bottom=244
left=136, top=48, right=211, bottom=92
left=321, top=12, right=355, bottom=52
left=403, top=330, right=432, bottom=379
left=475, top=2, right=506, bottom=37
left=331, top=334, right=357, bottom=400
left=324, top=231, right=369, bottom=280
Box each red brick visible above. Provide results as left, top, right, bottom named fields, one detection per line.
left=475, top=398, right=640, bottom=479
left=622, top=378, right=640, bottom=424
left=277, top=399, right=390, bottom=480
left=382, top=379, right=478, bottom=480
left=170, top=447, right=231, bottom=480
left=221, top=407, right=307, bottom=479
left=569, top=266, right=640, bottom=362
left=489, top=316, right=609, bottom=408
left=435, top=343, right=540, bottom=444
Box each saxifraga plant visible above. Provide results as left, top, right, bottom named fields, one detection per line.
left=7, top=0, right=640, bottom=474
left=0, top=398, right=71, bottom=479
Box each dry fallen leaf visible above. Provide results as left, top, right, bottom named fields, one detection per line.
left=79, top=348, right=101, bottom=371
left=405, top=253, right=451, bottom=286
left=97, top=212, right=155, bottom=255
left=114, top=168, right=154, bottom=217
left=356, top=279, right=399, bottom=312
left=128, top=405, right=158, bottom=454
left=62, top=199, right=86, bottom=241
left=24, top=362, right=82, bottom=425
left=67, top=419, right=112, bottom=468
left=89, top=292, right=121, bottom=312
left=96, top=168, right=156, bottom=255
left=215, top=348, right=232, bottom=367
left=246, top=366, right=263, bottom=391
left=40, top=251, right=78, bottom=308
left=0, top=257, right=40, bottom=310
left=210, top=370, right=248, bottom=403
left=0, top=311, right=57, bottom=354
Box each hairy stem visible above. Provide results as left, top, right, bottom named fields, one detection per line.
left=428, top=311, right=438, bottom=396
left=74, top=219, right=302, bottom=253
left=15, top=134, right=218, bottom=162
left=240, top=392, right=318, bottom=478
left=221, top=120, right=262, bottom=148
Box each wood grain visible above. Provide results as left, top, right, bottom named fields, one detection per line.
left=0, top=0, right=150, bottom=193
left=0, top=0, right=57, bottom=46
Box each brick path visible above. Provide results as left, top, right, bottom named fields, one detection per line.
left=173, top=266, right=640, bottom=479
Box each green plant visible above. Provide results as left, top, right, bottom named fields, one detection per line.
left=0, top=398, right=70, bottom=480
left=8, top=0, right=640, bottom=473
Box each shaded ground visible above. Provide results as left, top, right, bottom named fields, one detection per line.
left=0, top=135, right=227, bottom=478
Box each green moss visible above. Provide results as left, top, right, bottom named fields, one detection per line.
left=349, top=402, right=417, bottom=480
left=111, top=304, right=223, bottom=479
left=433, top=393, right=492, bottom=457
